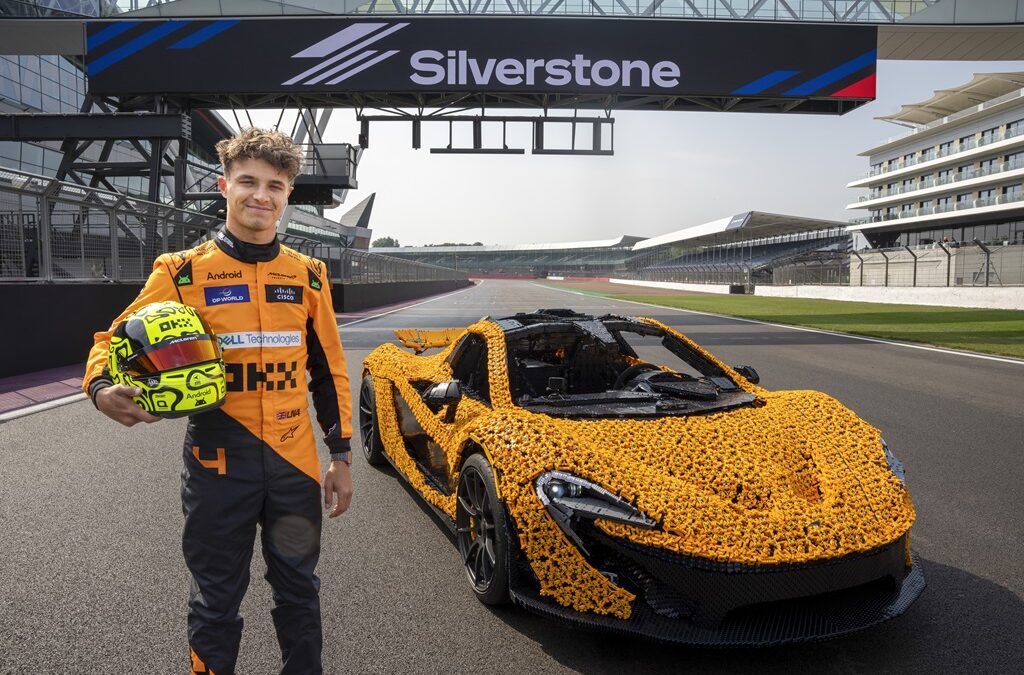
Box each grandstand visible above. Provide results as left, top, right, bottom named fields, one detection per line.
left=371, top=214, right=850, bottom=286
left=372, top=236, right=645, bottom=278
left=627, top=212, right=849, bottom=287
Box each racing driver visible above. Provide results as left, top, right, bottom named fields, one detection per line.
left=83, top=127, right=352, bottom=674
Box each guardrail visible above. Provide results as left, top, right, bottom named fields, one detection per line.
left=0, top=167, right=467, bottom=285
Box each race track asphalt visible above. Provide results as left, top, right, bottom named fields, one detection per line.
left=1, top=279, right=1022, bottom=674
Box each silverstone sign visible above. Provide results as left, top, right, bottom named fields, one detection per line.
left=86, top=18, right=877, bottom=100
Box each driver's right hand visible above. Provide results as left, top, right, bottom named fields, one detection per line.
left=95, top=384, right=161, bottom=427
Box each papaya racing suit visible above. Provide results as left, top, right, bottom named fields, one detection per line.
left=84, top=227, right=352, bottom=674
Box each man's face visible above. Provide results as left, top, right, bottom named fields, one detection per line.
left=217, top=157, right=293, bottom=243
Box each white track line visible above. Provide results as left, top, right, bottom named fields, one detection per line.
left=337, top=281, right=480, bottom=328
left=535, top=282, right=1024, bottom=366
left=0, top=393, right=86, bottom=423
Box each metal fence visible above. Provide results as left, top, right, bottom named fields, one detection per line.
left=1, top=168, right=223, bottom=282
left=628, top=263, right=759, bottom=286
left=627, top=244, right=1024, bottom=288
left=0, top=167, right=466, bottom=285
left=773, top=256, right=850, bottom=286
left=285, top=241, right=471, bottom=284
left=850, top=242, right=1024, bottom=287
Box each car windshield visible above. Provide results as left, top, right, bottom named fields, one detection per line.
left=501, top=314, right=756, bottom=418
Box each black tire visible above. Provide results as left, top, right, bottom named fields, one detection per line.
left=455, top=453, right=511, bottom=605
left=358, top=375, right=387, bottom=467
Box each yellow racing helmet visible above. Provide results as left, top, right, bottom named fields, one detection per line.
left=108, top=301, right=227, bottom=418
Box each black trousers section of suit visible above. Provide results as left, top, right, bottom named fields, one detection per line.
left=182, top=409, right=323, bottom=675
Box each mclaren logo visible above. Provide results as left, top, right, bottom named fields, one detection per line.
left=283, top=22, right=409, bottom=86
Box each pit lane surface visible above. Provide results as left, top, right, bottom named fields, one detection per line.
left=2, top=279, right=1021, bottom=674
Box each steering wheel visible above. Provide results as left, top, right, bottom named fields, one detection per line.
left=614, top=362, right=662, bottom=389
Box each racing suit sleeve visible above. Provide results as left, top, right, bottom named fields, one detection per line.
left=305, top=271, right=352, bottom=454
left=82, top=255, right=178, bottom=404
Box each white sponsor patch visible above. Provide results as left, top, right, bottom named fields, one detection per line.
left=218, top=331, right=302, bottom=350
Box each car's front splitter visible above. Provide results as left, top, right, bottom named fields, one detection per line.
left=508, top=552, right=926, bottom=647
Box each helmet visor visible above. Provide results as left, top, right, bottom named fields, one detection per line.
left=124, top=335, right=220, bottom=375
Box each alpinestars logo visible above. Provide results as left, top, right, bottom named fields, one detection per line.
left=283, top=22, right=409, bottom=86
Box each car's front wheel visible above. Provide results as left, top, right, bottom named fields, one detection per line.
left=358, top=375, right=387, bottom=467
left=455, top=453, right=511, bottom=605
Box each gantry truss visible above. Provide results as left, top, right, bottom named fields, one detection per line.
left=75, top=0, right=943, bottom=24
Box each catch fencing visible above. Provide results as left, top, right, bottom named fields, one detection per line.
left=0, top=167, right=466, bottom=284
left=626, top=243, right=1023, bottom=288
left=849, top=242, right=1024, bottom=287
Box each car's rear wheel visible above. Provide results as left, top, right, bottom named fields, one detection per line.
left=359, top=375, right=387, bottom=467
left=455, top=453, right=510, bottom=605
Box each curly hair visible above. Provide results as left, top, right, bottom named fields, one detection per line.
left=216, top=127, right=304, bottom=181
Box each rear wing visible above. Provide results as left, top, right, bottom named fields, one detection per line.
left=393, top=328, right=464, bottom=355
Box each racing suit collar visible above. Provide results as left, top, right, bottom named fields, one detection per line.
left=214, top=227, right=280, bottom=263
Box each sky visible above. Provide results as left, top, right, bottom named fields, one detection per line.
left=236, top=59, right=1024, bottom=247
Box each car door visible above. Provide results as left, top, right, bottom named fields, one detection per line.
left=394, top=332, right=494, bottom=494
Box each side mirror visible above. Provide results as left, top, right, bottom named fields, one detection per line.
left=733, top=365, right=760, bottom=384
left=423, top=380, right=462, bottom=408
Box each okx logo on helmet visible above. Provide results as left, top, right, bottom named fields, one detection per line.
left=108, top=301, right=227, bottom=418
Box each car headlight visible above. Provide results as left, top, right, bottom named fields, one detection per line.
left=535, top=471, right=657, bottom=555
left=881, top=439, right=906, bottom=482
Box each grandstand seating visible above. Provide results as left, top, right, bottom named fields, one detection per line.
left=639, top=236, right=848, bottom=284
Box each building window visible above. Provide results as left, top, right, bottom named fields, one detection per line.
left=959, top=134, right=976, bottom=150
left=979, top=157, right=997, bottom=174
left=980, top=127, right=999, bottom=144
left=1006, top=151, right=1023, bottom=168
left=939, top=141, right=954, bottom=156
left=1008, top=119, right=1024, bottom=138
left=1003, top=184, right=1022, bottom=197
left=958, top=164, right=974, bottom=179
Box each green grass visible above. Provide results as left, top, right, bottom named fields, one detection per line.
left=602, top=293, right=1024, bottom=358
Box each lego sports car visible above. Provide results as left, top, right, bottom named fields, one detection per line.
left=359, top=309, right=924, bottom=645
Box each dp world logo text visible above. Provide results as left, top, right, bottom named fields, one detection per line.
left=283, top=22, right=408, bottom=86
